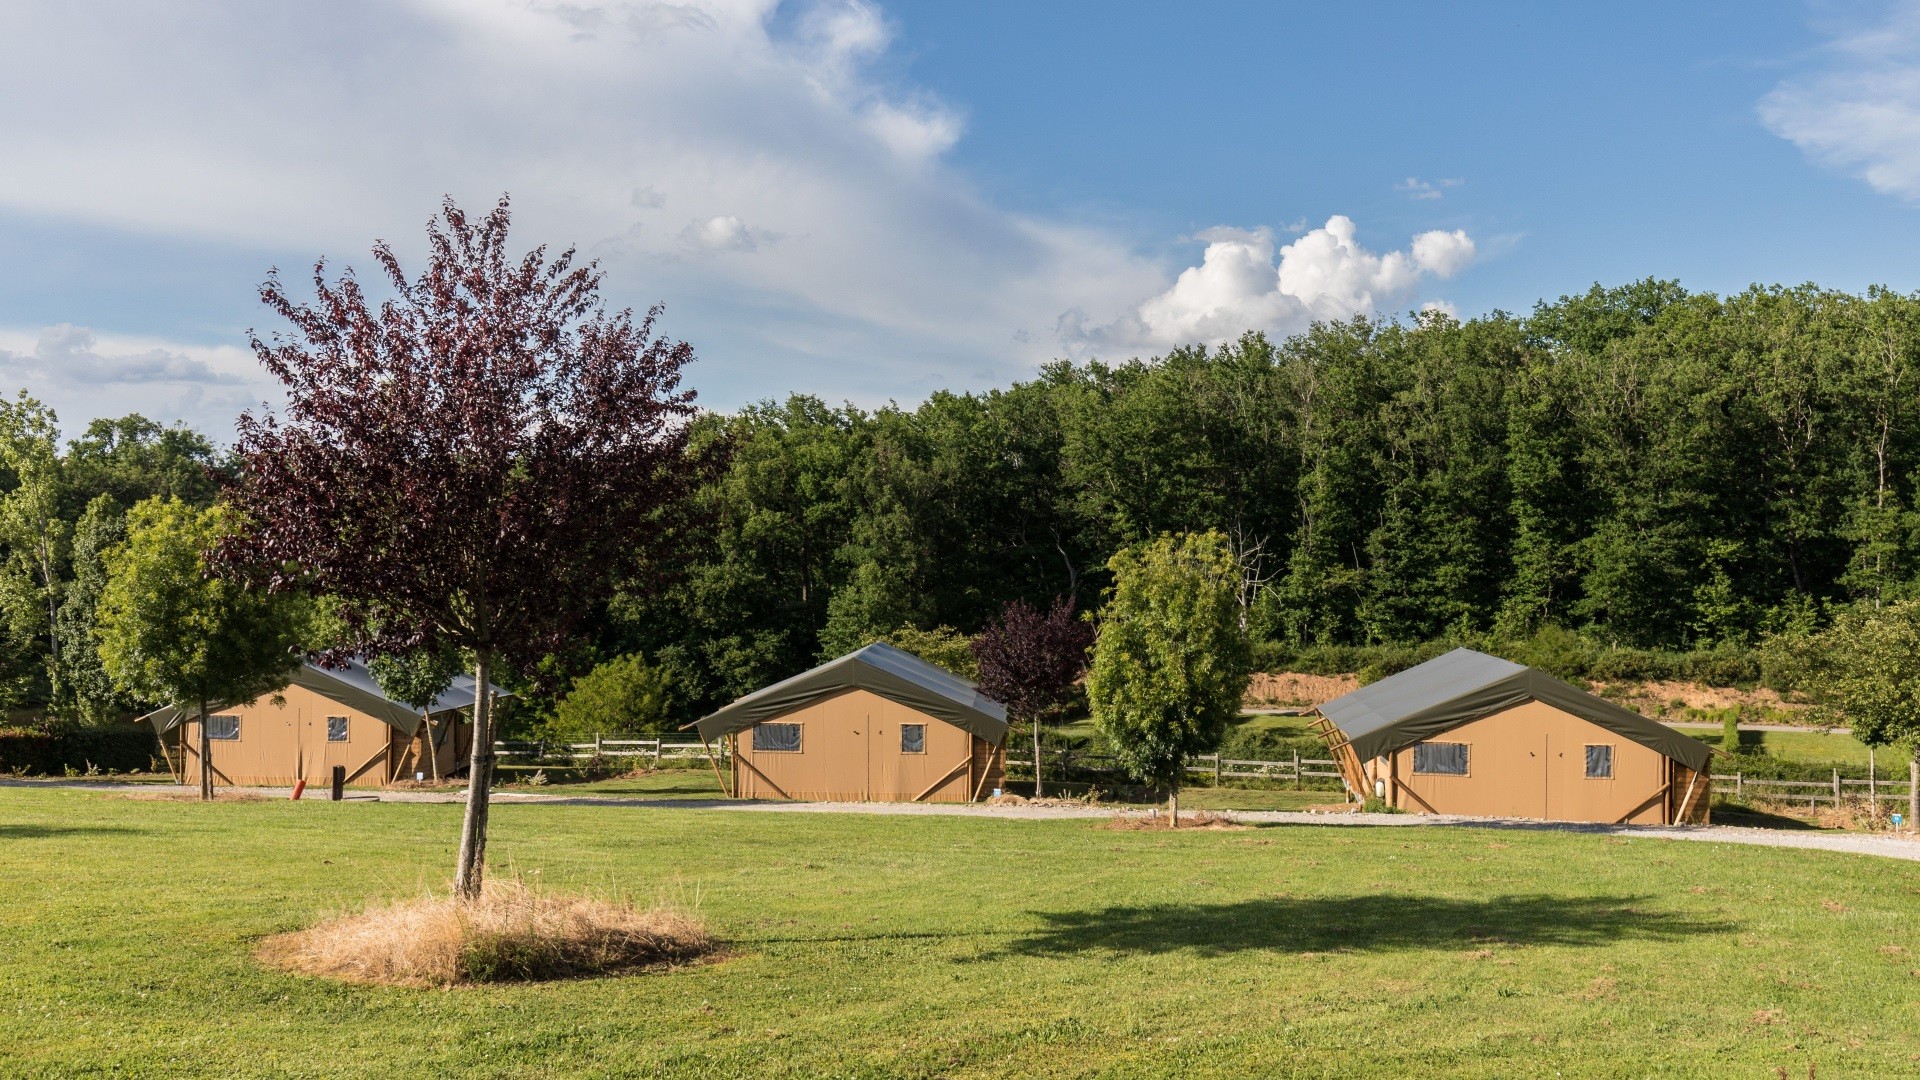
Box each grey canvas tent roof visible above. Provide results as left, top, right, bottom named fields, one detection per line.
left=138, top=658, right=508, bottom=737
left=1317, top=647, right=1712, bottom=772
left=689, top=641, right=1010, bottom=744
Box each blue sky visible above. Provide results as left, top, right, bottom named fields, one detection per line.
left=3, top=1, right=1919, bottom=437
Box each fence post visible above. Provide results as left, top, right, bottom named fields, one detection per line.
left=654, top=739, right=662, bottom=768
left=594, top=733, right=603, bottom=760
left=1735, top=772, right=1742, bottom=801
left=1833, top=769, right=1842, bottom=808
left=1292, top=749, right=1301, bottom=790
left=1910, top=760, right=1918, bottom=832
left=1213, top=753, right=1222, bottom=787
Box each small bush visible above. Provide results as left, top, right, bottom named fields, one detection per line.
left=547, top=653, right=674, bottom=738
left=258, top=879, right=714, bottom=986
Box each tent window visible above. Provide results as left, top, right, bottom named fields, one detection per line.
left=326, top=716, right=349, bottom=742
left=206, top=715, right=240, bottom=741
left=1412, top=742, right=1468, bottom=775
left=901, top=723, right=926, bottom=754
left=753, top=723, right=802, bottom=752
left=1585, top=744, right=1613, bottom=779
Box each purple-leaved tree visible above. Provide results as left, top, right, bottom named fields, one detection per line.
left=223, top=196, right=703, bottom=897
left=970, top=597, right=1093, bottom=798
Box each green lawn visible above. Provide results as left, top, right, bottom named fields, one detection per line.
left=5, top=788, right=1920, bottom=1076
left=1686, top=726, right=1879, bottom=768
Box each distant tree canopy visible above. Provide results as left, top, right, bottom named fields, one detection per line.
left=9, top=278, right=1920, bottom=729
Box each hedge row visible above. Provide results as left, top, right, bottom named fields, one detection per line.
left=0, top=724, right=160, bottom=775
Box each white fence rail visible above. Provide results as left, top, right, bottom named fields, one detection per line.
left=492, top=737, right=725, bottom=768
left=1001, top=748, right=1344, bottom=787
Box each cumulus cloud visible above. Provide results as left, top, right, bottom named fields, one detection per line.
left=1081, top=216, right=1477, bottom=349
left=0, top=0, right=1484, bottom=424
left=1762, top=5, right=1920, bottom=200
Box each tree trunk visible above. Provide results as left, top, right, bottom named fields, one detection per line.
left=1168, top=785, right=1178, bottom=829
left=197, top=698, right=212, bottom=802
left=1032, top=718, right=1044, bottom=799
left=454, top=650, right=495, bottom=899
left=417, top=711, right=437, bottom=783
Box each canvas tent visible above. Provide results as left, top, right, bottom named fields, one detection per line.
left=1313, top=648, right=1713, bottom=824
left=140, top=658, right=506, bottom=789
left=691, top=642, right=1009, bottom=802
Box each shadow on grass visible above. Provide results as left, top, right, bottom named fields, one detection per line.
left=0, top=823, right=144, bottom=838
left=992, top=894, right=1731, bottom=959
left=1709, top=803, right=1825, bottom=831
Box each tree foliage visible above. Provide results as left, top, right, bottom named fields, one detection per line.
left=547, top=653, right=673, bottom=737
left=1792, top=601, right=1920, bottom=755
left=222, top=196, right=704, bottom=895
left=971, top=596, right=1093, bottom=797
left=1087, top=532, right=1250, bottom=807
left=95, top=497, right=308, bottom=797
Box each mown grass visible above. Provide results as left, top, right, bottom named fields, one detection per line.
left=4, top=786, right=1919, bottom=1077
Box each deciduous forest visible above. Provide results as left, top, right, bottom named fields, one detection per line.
left=10, top=277, right=1920, bottom=727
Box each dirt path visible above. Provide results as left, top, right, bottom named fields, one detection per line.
left=13, top=777, right=1920, bottom=862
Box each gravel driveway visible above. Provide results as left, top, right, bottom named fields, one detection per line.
left=12, top=777, right=1920, bottom=862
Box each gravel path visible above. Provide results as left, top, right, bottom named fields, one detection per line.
left=11, top=777, right=1920, bottom=862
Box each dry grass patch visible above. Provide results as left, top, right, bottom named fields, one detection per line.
left=1099, top=810, right=1245, bottom=831
left=258, top=879, right=716, bottom=987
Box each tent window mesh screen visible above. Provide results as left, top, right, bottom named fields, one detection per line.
left=900, top=723, right=926, bottom=754
left=206, top=715, right=240, bottom=741
left=1585, top=744, right=1613, bottom=779
left=753, top=723, right=802, bottom=752
left=326, top=716, right=349, bottom=742
left=1412, top=742, right=1468, bottom=775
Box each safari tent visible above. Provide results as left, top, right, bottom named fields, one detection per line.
left=690, top=642, right=1009, bottom=802
left=140, top=659, right=503, bottom=789
left=1313, top=648, right=1713, bottom=824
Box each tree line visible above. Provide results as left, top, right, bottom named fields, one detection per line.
left=10, top=277, right=1920, bottom=730
left=605, top=279, right=1920, bottom=719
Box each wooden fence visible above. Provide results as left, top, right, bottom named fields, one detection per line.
left=1001, top=748, right=1346, bottom=788
left=492, top=737, right=725, bottom=770
left=1712, top=770, right=1918, bottom=810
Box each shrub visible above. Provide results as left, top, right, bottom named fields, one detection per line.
left=0, top=723, right=156, bottom=775
left=547, top=654, right=673, bottom=737
left=883, top=625, right=978, bottom=680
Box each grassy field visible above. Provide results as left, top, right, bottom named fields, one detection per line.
left=5, top=788, right=1920, bottom=1077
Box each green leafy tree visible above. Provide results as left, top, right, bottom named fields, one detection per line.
left=880, top=625, right=978, bottom=680
left=1798, top=602, right=1920, bottom=770
left=1087, top=531, right=1250, bottom=826
left=53, top=495, right=130, bottom=723
left=547, top=653, right=673, bottom=738
left=0, top=393, right=70, bottom=709
left=371, top=645, right=466, bottom=781
left=95, top=498, right=308, bottom=799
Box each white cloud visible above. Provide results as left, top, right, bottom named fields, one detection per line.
left=1081, top=216, right=1477, bottom=349
left=0, top=0, right=1485, bottom=425
left=1762, top=5, right=1920, bottom=200
left=1393, top=177, right=1461, bottom=201
left=0, top=326, right=274, bottom=439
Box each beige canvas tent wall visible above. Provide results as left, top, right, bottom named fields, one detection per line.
left=690, top=642, right=1009, bottom=802
left=1314, top=648, right=1713, bottom=825
left=139, top=659, right=502, bottom=789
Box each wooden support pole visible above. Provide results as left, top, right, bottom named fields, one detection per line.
left=1674, top=769, right=1702, bottom=824
left=1909, top=759, right=1917, bottom=832
left=912, top=756, right=975, bottom=803
left=1833, top=769, right=1843, bottom=808
left=699, top=737, right=728, bottom=797
left=732, top=752, right=792, bottom=800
